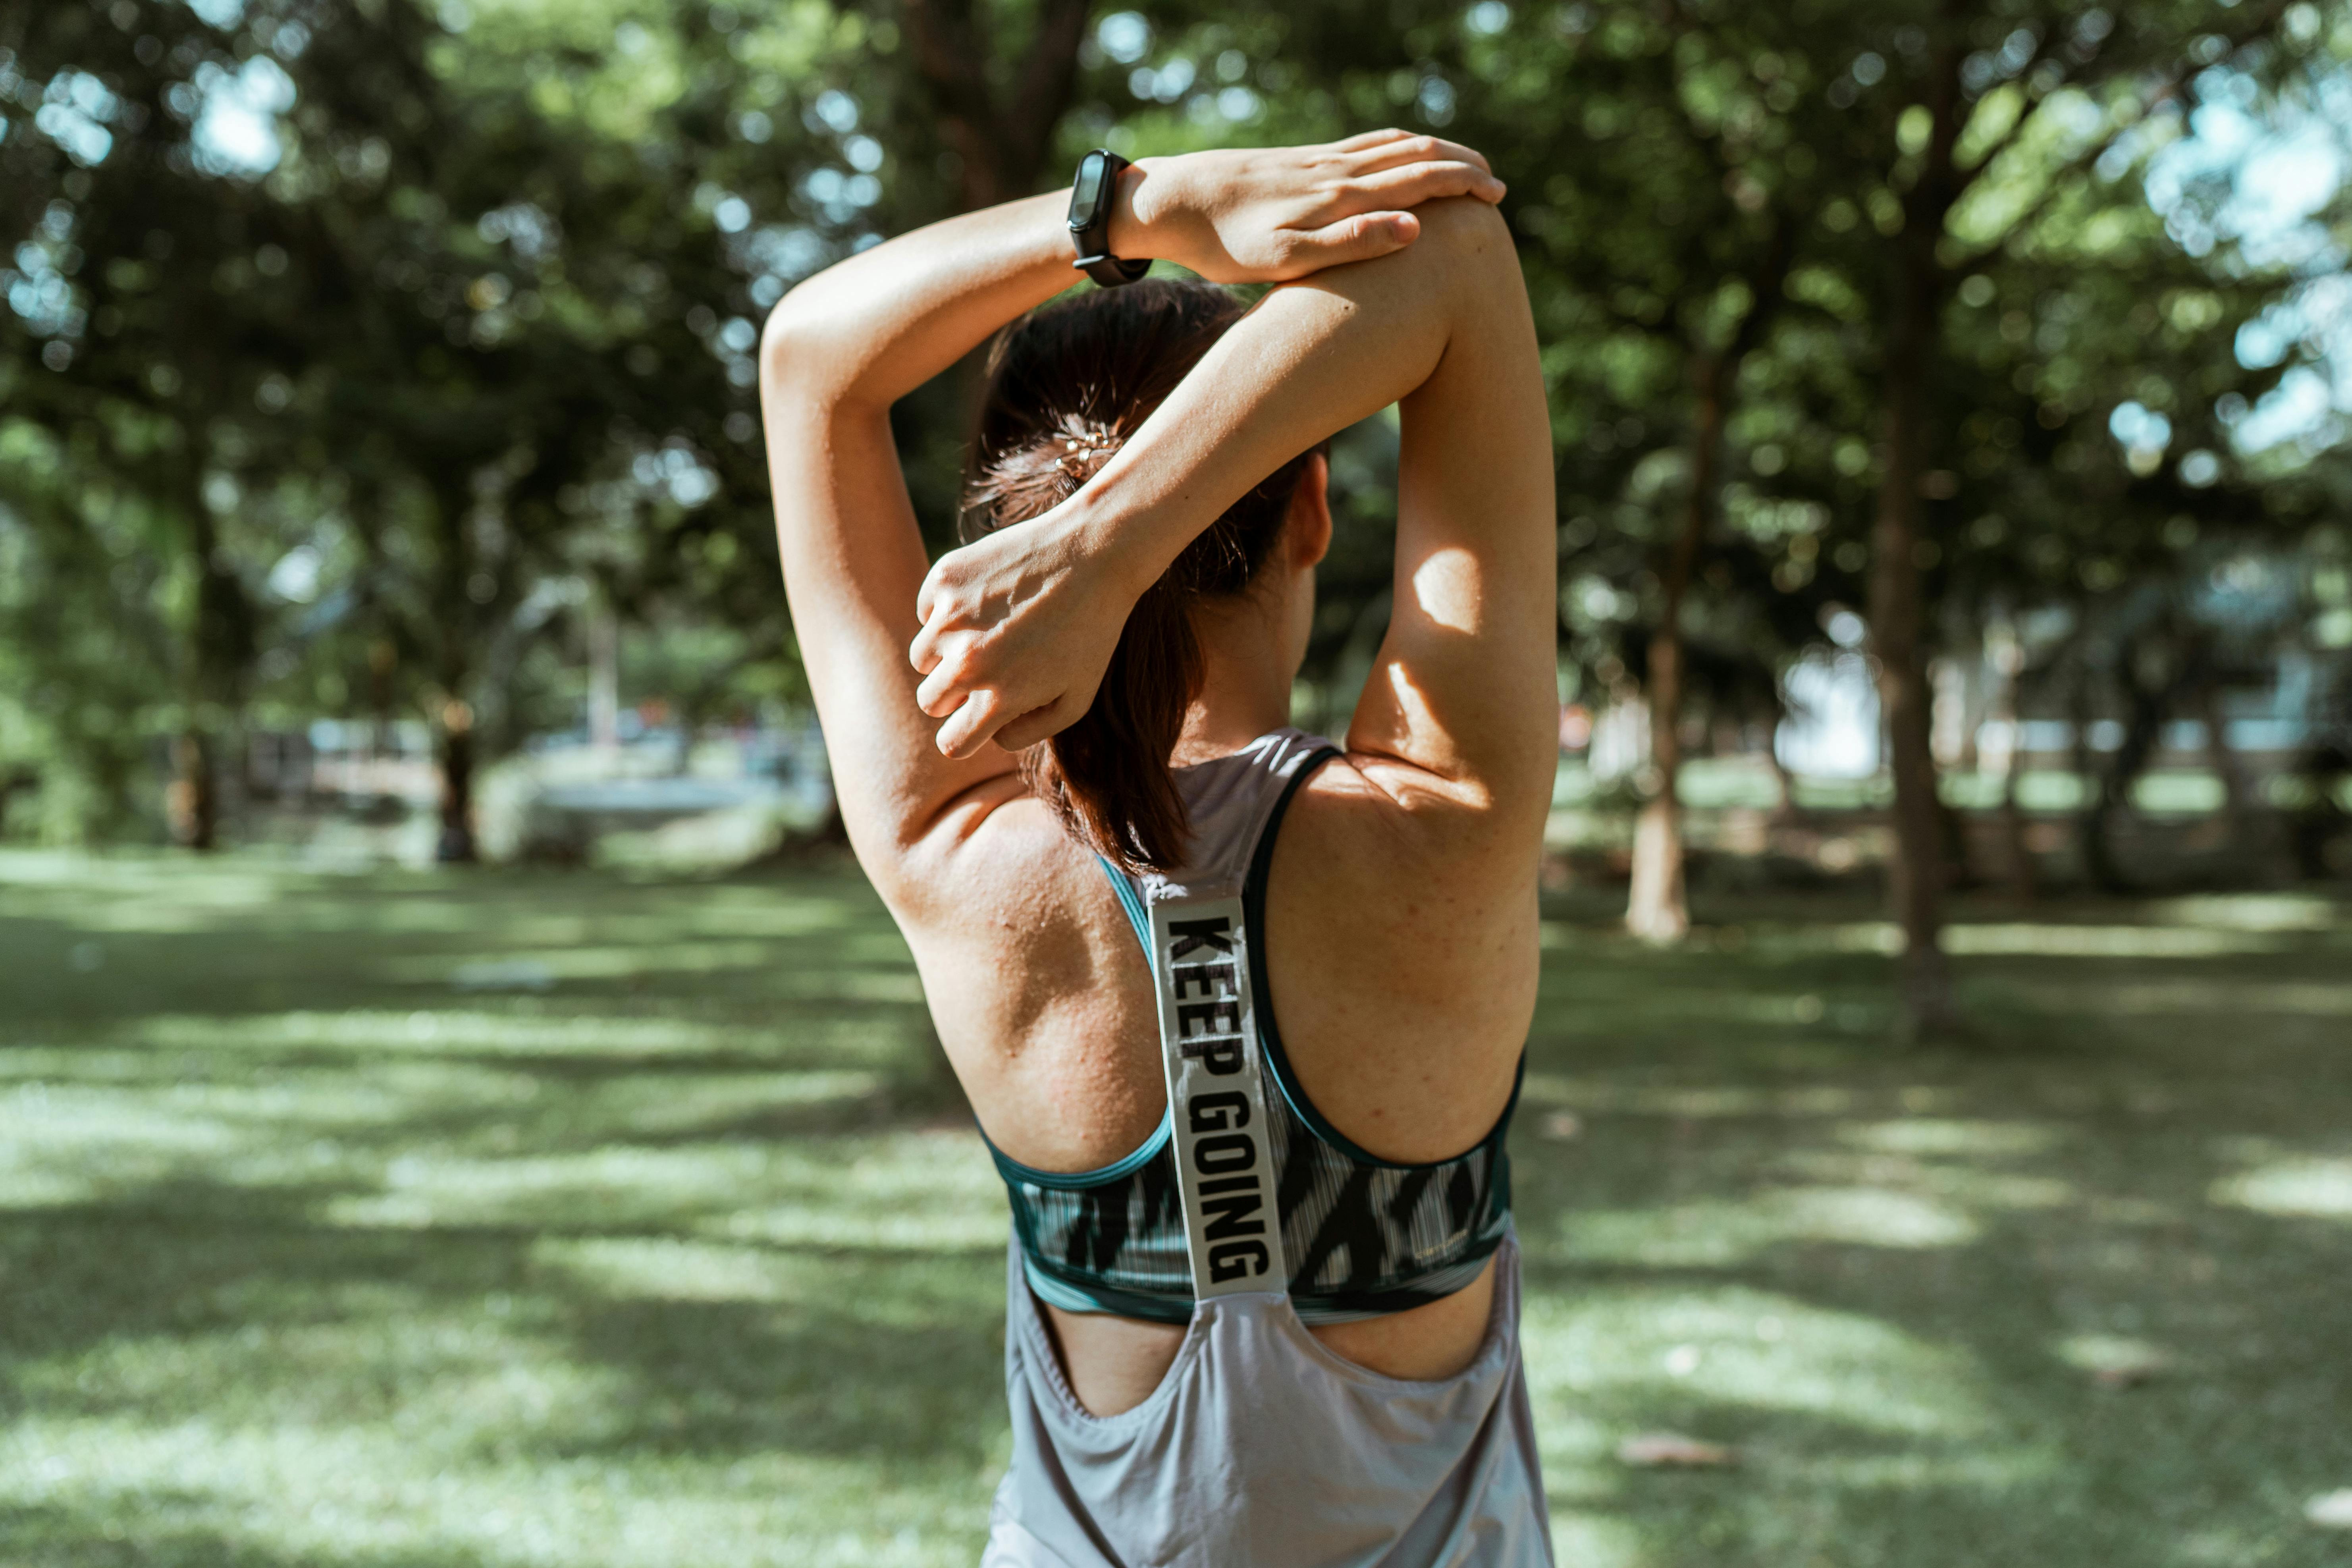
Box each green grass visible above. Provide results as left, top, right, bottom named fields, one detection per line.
left=3, top=852, right=2350, bottom=1566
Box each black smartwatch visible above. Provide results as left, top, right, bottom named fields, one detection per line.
left=1067, top=149, right=1150, bottom=288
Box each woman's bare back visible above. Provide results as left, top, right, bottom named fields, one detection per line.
left=910, top=747, right=1540, bottom=1411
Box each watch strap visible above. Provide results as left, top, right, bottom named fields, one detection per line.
left=1074, top=253, right=1152, bottom=288
left=1069, top=149, right=1149, bottom=289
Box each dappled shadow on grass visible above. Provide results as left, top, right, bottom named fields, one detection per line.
left=4, top=854, right=2349, bottom=1565
left=3, top=1173, right=1004, bottom=1469
left=0, top=1499, right=497, bottom=1568
left=1517, top=888, right=2352, bottom=1565
left=2, top=855, right=1007, bottom=1563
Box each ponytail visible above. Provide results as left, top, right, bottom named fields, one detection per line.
left=961, top=280, right=1318, bottom=874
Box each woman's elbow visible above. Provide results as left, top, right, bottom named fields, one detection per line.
left=760, top=287, right=880, bottom=412
left=1410, top=195, right=1515, bottom=269
left=758, top=294, right=821, bottom=397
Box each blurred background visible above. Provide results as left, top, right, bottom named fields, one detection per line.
left=4, top=1, right=2350, bottom=1565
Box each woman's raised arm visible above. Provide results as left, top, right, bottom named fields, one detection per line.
left=758, top=133, right=1505, bottom=896
left=910, top=196, right=1556, bottom=830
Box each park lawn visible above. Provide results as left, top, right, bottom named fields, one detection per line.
left=2, top=851, right=2349, bottom=1568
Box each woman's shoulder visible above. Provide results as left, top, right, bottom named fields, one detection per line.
left=1289, top=743, right=1550, bottom=876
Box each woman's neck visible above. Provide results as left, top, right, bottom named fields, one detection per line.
left=1173, top=596, right=1296, bottom=765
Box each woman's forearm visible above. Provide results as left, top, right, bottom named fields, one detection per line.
left=760, top=177, right=1137, bottom=413
left=1064, top=197, right=1527, bottom=597
left=899, top=145, right=1525, bottom=760
left=763, top=135, right=1504, bottom=424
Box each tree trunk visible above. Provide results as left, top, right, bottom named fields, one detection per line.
left=1867, top=258, right=1957, bottom=1041
left=172, top=483, right=251, bottom=853
left=1766, top=728, right=1803, bottom=825
left=1626, top=641, right=1689, bottom=943
left=1998, top=737, right=2036, bottom=903
left=902, top=0, right=1090, bottom=214
left=588, top=599, right=621, bottom=754
left=2291, top=738, right=2350, bottom=880
left=435, top=699, right=477, bottom=863
left=168, top=728, right=217, bottom=851
left=1626, top=360, right=1726, bottom=943
left=2068, top=672, right=2116, bottom=893
left=2192, top=673, right=2250, bottom=850
left=1989, top=705, right=2032, bottom=908
left=1624, top=225, right=1794, bottom=940
left=901, top=0, right=1093, bottom=438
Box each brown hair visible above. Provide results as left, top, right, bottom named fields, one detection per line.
left=962, top=278, right=1321, bottom=874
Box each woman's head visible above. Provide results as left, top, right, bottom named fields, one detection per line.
left=962, top=279, right=1326, bottom=875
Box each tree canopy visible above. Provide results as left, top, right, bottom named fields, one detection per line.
left=4, top=0, right=2348, bottom=1030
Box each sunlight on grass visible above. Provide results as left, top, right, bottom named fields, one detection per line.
left=1562, top=1186, right=1979, bottom=1267
left=1522, top=1075, right=1885, bottom=1120
left=1837, top=1119, right=2060, bottom=1159
left=315, top=1130, right=1005, bottom=1251
left=2211, top=1157, right=2352, bottom=1221
left=1816, top=921, right=2297, bottom=958
left=2016, top=980, right=2352, bottom=1016
left=129, top=1010, right=768, bottom=1055
left=1525, top=1285, right=2006, bottom=1445
left=377, top=943, right=930, bottom=997
left=538, top=1236, right=815, bottom=1303
left=5, top=852, right=2350, bottom=1565
left=3, top=1417, right=985, bottom=1567
left=2148, top=894, right=2344, bottom=932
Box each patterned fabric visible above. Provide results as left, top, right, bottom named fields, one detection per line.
left=984, top=732, right=1520, bottom=1326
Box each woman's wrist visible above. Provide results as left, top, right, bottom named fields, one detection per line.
left=1105, top=156, right=1176, bottom=268
left=1057, top=479, right=1191, bottom=609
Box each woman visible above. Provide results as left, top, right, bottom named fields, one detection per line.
left=760, top=132, right=1557, bottom=1566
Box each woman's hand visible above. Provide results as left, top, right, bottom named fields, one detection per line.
left=908, top=507, right=1142, bottom=759
left=1117, top=129, right=1504, bottom=284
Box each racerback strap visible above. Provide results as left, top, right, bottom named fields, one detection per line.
left=1147, top=891, right=1289, bottom=1300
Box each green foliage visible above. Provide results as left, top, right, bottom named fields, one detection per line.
left=2, top=0, right=2347, bottom=847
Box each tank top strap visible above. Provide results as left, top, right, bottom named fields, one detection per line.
left=1110, top=729, right=1337, bottom=1304
left=1133, top=727, right=1337, bottom=903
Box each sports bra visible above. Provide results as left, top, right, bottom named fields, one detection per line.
left=981, top=728, right=1522, bottom=1326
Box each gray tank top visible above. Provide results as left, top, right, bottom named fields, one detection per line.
left=983, top=729, right=1553, bottom=1567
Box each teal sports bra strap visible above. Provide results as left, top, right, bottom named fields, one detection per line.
left=1147, top=888, right=1290, bottom=1301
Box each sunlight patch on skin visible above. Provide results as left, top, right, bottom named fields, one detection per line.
left=2210, top=1157, right=2352, bottom=1221
left=1561, top=1187, right=1979, bottom=1269
left=1381, top=658, right=1445, bottom=737
left=1407, top=544, right=1484, bottom=632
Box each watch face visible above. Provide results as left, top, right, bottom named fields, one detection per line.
left=1070, top=151, right=1108, bottom=227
